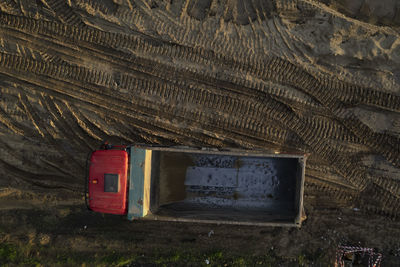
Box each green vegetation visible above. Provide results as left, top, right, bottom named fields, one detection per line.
left=0, top=243, right=41, bottom=266
left=0, top=243, right=17, bottom=263
left=0, top=240, right=334, bottom=266
left=297, top=254, right=307, bottom=266
left=143, top=249, right=280, bottom=267
left=0, top=241, right=285, bottom=266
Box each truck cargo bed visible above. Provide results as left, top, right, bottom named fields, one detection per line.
left=128, top=146, right=306, bottom=227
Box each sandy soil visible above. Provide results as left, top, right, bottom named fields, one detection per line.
left=0, top=0, right=399, bottom=265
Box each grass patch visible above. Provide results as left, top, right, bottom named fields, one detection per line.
left=0, top=242, right=42, bottom=266
left=139, top=248, right=281, bottom=266
left=0, top=243, right=17, bottom=263
left=100, top=250, right=138, bottom=266
left=0, top=241, right=283, bottom=266
left=298, top=254, right=307, bottom=266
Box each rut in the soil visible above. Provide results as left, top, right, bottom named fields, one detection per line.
left=0, top=51, right=385, bottom=191
left=0, top=2, right=399, bottom=216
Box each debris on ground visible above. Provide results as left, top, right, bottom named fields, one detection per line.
left=335, top=245, right=382, bottom=267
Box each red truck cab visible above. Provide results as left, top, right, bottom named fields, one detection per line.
left=87, top=149, right=129, bottom=214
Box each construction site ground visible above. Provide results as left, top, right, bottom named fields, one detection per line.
left=0, top=0, right=400, bottom=266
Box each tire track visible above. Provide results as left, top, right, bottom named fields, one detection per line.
left=319, top=77, right=400, bottom=113
left=43, top=0, right=85, bottom=26
left=0, top=51, right=304, bottom=150
left=65, top=103, right=105, bottom=143
left=0, top=0, right=21, bottom=16
left=39, top=94, right=94, bottom=151
left=0, top=12, right=397, bottom=121
left=0, top=86, right=38, bottom=136
left=119, top=73, right=304, bottom=147
left=0, top=137, right=76, bottom=184
left=2, top=71, right=214, bottom=150
left=359, top=183, right=400, bottom=218
left=17, top=93, right=46, bottom=138
left=72, top=79, right=366, bottom=191
left=281, top=115, right=369, bottom=189
left=374, top=176, right=400, bottom=200
left=261, top=58, right=400, bottom=167
left=18, top=92, right=85, bottom=171
left=303, top=116, right=363, bottom=144
left=0, top=51, right=372, bottom=189
left=0, top=25, right=354, bottom=147
left=74, top=0, right=118, bottom=16
left=0, top=135, right=80, bottom=189
left=0, top=105, right=25, bottom=135
left=0, top=65, right=231, bottom=149
left=343, top=116, right=400, bottom=168
left=306, top=161, right=359, bottom=189
left=305, top=177, right=358, bottom=206
left=0, top=15, right=321, bottom=118
left=0, top=13, right=311, bottom=102
left=0, top=11, right=399, bottom=215
left=0, top=158, right=79, bottom=191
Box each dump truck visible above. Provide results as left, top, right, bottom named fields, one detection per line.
left=86, top=144, right=307, bottom=227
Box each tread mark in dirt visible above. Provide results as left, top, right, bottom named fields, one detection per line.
left=0, top=51, right=380, bottom=190
left=0, top=12, right=399, bottom=216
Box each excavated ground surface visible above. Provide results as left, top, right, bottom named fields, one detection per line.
left=0, top=0, right=399, bottom=265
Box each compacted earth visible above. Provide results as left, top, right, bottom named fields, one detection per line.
left=0, top=188, right=400, bottom=266
left=0, top=0, right=400, bottom=266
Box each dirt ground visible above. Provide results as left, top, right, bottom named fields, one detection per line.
left=0, top=0, right=400, bottom=266
left=0, top=187, right=400, bottom=266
